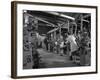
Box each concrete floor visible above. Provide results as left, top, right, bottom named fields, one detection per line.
left=38, top=49, right=80, bottom=68
left=23, top=48, right=80, bottom=69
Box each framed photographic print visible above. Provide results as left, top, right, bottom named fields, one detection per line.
left=11, top=1, right=98, bottom=78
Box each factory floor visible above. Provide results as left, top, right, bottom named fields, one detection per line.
left=23, top=48, right=81, bottom=69
left=36, top=48, right=80, bottom=68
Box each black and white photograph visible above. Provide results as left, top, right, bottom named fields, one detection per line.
left=23, top=10, right=91, bottom=69
left=11, top=1, right=97, bottom=78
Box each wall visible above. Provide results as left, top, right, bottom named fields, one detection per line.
left=0, top=0, right=99, bottom=80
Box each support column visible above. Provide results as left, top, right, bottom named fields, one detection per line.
left=67, top=20, right=69, bottom=32
left=75, top=23, right=77, bottom=36
left=57, top=23, right=62, bottom=54
left=34, top=17, right=38, bottom=31
left=81, top=14, right=83, bottom=31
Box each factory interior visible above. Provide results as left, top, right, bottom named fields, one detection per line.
left=23, top=10, right=91, bottom=69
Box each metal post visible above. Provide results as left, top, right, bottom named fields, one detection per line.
left=67, top=20, right=69, bottom=32
left=57, top=23, right=61, bottom=54
left=71, top=25, right=73, bottom=35
left=81, top=14, right=83, bottom=31
left=75, top=23, right=77, bottom=36
left=34, top=17, right=38, bottom=30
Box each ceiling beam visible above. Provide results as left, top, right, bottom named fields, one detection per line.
left=25, top=13, right=56, bottom=27
left=47, top=28, right=59, bottom=34
left=44, top=12, right=75, bottom=21
left=83, top=14, right=91, bottom=18
left=82, top=19, right=89, bottom=23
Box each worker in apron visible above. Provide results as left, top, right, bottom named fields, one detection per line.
left=67, top=34, right=79, bottom=60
